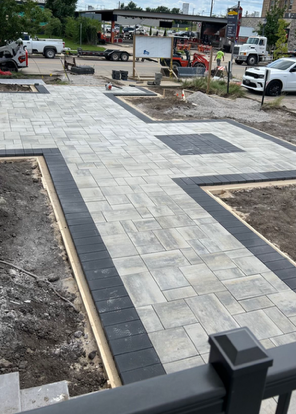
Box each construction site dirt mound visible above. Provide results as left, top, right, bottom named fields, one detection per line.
left=0, top=84, right=33, bottom=92
left=216, top=185, right=296, bottom=262
left=0, top=160, right=107, bottom=396
left=124, top=89, right=296, bottom=145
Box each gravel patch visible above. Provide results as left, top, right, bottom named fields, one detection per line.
left=184, top=92, right=272, bottom=123
left=61, top=74, right=109, bottom=86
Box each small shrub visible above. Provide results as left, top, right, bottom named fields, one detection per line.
left=263, top=95, right=285, bottom=109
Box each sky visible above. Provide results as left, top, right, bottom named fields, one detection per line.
left=76, top=0, right=263, bottom=18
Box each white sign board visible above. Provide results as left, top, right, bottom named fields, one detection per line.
left=135, top=36, right=172, bottom=58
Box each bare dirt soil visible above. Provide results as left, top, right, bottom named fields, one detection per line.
left=0, top=74, right=61, bottom=84
left=0, top=84, right=34, bottom=92
left=0, top=160, right=107, bottom=396
left=217, top=185, right=296, bottom=262
left=125, top=87, right=296, bottom=145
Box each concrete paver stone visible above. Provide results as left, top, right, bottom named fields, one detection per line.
left=1, top=84, right=296, bottom=409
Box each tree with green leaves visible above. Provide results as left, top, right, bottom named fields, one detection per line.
left=0, top=0, right=23, bottom=43
left=45, top=0, right=77, bottom=21
left=19, top=1, right=52, bottom=37
left=44, top=17, right=63, bottom=37
left=153, top=6, right=170, bottom=13
left=121, top=1, right=142, bottom=10
left=145, top=6, right=180, bottom=13
left=257, top=3, right=286, bottom=49
left=273, top=19, right=289, bottom=59
left=0, top=0, right=52, bottom=43
left=65, top=16, right=100, bottom=45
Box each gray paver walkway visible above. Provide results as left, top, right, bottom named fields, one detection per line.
left=1, top=84, right=296, bottom=412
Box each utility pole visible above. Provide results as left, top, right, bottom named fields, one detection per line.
left=210, top=0, right=214, bottom=16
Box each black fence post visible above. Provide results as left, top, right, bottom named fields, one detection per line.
left=209, top=327, right=273, bottom=414
left=261, top=68, right=270, bottom=108
left=275, top=392, right=292, bottom=414
left=227, top=61, right=231, bottom=94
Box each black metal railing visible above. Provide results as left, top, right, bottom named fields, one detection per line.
left=22, top=327, right=296, bottom=414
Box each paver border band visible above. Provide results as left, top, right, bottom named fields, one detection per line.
left=1, top=149, right=296, bottom=386
left=1, top=93, right=295, bottom=383
left=0, top=149, right=165, bottom=385
left=105, top=93, right=296, bottom=153
left=173, top=173, right=296, bottom=291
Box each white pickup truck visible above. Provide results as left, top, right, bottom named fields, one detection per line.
left=21, top=34, right=65, bottom=58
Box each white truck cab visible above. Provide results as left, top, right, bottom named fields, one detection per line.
left=21, top=33, right=65, bottom=59
left=235, top=36, right=271, bottom=66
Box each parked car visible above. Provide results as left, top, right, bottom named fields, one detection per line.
left=174, top=31, right=196, bottom=38
left=123, top=26, right=139, bottom=33
left=242, top=57, right=296, bottom=96
left=174, top=31, right=185, bottom=36
left=124, top=27, right=146, bottom=39
left=135, top=28, right=146, bottom=35
left=106, top=25, right=120, bottom=33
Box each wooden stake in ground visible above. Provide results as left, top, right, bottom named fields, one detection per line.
left=207, top=47, right=213, bottom=94
left=170, top=37, right=174, bottom=77
left=133, top=34, right=136, bottom=78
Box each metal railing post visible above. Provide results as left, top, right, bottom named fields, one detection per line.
left=209, top=327, right=273, bottom=414
left=275, top=392, right=292, bottom=414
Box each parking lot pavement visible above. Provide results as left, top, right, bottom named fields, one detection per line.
left=22, top=54, right=161, bottom=78
left=21, top=51, right=258, bottom=85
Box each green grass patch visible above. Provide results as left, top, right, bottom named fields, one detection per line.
left=182, top=77, right=245, bottom=99
left=64, top=38, right=105, bottom=52
left=37, top=35, right=105, bottom=52
left=262, top=95, right=285, bottom=109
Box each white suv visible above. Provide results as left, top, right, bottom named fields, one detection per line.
left=242, top=58, right=296, bottom=96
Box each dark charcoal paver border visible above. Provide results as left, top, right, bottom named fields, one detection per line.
left=105, top=93, right=296, bottom=153
left=0, top=148, right=165, bottom=385
left=2, top=94, right=296, bottom=383
left=173, top=171, right=296, bottom=292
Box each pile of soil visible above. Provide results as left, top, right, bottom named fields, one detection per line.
left=217, top=185, right=296, bottom=261
left=125, top=89, right=192, bottom=119
left=125, top=88, right=296, bottom=145
left=0, top=84, right=33, bottom=92
left=0, top=160, right=107, bottom=396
